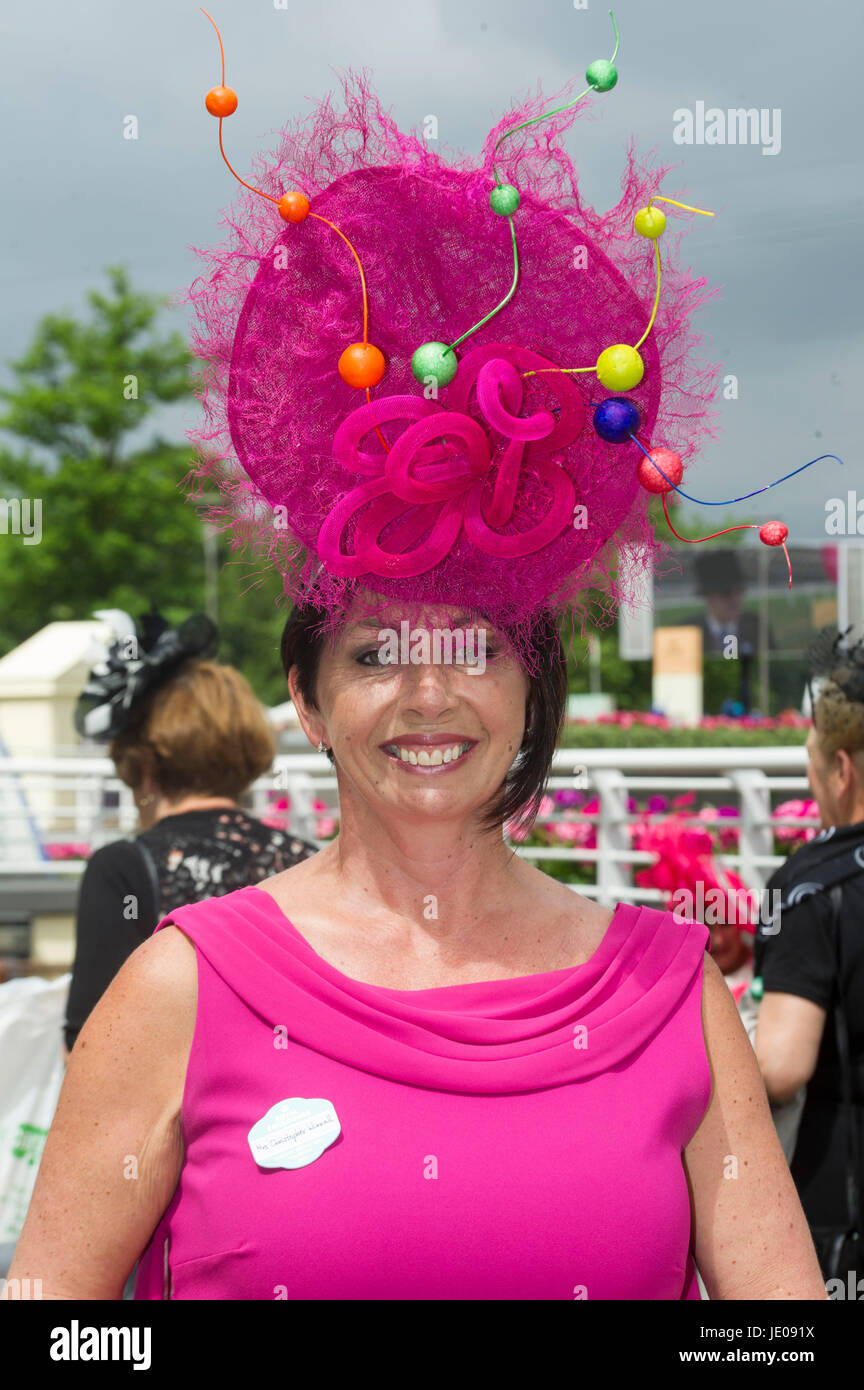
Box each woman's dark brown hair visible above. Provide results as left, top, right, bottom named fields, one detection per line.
left=280, top=601, right=568, bottom=836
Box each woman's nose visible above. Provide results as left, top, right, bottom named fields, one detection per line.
left=400, top=660, right=459, bottom=711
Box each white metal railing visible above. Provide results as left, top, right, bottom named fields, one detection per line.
left=0, top=746, right=815, bottom=908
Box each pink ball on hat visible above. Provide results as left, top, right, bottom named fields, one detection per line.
left=637, top=448, right=684, bottom=495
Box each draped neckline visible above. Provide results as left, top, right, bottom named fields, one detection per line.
left=248, top=882, right=629, bottom=998
left=161, top=884, right=710, bottom=1091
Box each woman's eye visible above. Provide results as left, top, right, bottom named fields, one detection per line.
left=353, top=643, right=499, bottom=667
left=455, top=646, right=497, bottom=665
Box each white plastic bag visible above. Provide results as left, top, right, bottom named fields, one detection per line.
left=0, top=973, right=70, bottom=1246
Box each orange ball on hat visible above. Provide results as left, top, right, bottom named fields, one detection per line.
left=338, top=342, right=387, bottom=389
left=205, top=85, right=237, bottom=117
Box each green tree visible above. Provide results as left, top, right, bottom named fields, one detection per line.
left=205, top=550, right=292, bottom=707
left=0, top=266, right=290, bottom=703
left=0, top=266, right=191, bottom=466
left=0, top=267, right=201, bottom=648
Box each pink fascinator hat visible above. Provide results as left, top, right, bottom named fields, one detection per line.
left=187, top=9, right=827, bottom=672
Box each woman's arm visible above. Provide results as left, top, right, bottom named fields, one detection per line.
left=2, top=925, right=196, bottom=1300
left=683, top=953, right=827, bottom=1300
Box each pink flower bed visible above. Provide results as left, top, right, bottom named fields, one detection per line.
left=260, top=794, right=338, bottom=840
left=503, top=790, right=821, bottom=918
left=44, top=789, right=820, bottom=896
left=772, top=799, right=821, bottom=843
left=567, top=710, right=810, bottom=731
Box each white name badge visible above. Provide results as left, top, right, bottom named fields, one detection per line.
left=248, top=1097, right=341, bottom=1170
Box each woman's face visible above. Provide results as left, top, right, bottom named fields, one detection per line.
left=289, top=595, right=531, bottom=828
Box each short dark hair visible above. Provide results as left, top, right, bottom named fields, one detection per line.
left=280, top=601, right=568, bottom=836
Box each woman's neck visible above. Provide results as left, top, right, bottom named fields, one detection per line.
left=319, top=810, right=530, bottom=946
left=144, top=794, right=238, bottom=829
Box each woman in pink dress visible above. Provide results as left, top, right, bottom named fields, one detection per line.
left=5, top=589, right=825, bottom=1300
left=5, top=12, right=826, bottom=1299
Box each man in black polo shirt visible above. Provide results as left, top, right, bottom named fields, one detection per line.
left=753, top=628, right=864, bottom=1275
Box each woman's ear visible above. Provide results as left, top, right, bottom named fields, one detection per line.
left=137, top=749, right=157, bottom=799
left=835, top=746, right=858, bottom=796
left=287, top=665, right=326, bottom=751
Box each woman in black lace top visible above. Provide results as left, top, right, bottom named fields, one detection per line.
left=65, top=615, right=318, bottom=1051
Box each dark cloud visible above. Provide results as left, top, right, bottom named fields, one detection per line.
left=1, top=0, right=858, bottom=537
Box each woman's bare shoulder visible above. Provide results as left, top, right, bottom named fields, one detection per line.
left=116, top=923, right=198, bottom=1011
left=5, top=925, right=200, bottom=1298
left=523, top=869, right=612, bottom=926
left=65, top=925, right=199, bottom=1104
left=514, top=869, right=613, bottom=962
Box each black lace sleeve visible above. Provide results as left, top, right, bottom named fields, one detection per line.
left=140, top=808, right=318, bottom=916
left=64, top=810, right=318, bottom=1051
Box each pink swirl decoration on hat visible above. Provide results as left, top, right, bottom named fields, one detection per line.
left=317, top=344, right=586, bottom=579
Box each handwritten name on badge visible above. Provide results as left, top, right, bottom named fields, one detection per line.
left=248, top=1098, right=341, bottom=1170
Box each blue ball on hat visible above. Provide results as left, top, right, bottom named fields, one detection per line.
left=592, top=397, right=641, bottom=444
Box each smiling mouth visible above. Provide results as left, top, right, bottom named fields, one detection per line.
left=381, top=740, right=475, bottom=769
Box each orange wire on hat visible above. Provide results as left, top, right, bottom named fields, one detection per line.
left=201, top=7, right=388, bottom=427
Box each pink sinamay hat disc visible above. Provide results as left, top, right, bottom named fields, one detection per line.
left=227, top=162, right=661, bottom=635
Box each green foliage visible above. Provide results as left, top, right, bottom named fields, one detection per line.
left=0, top=450, right=198, bottom=640
left=211, top=561, right=290, bottom=707
left=0, top=265, right=290, bottom=702
left=0, top=267, right=190, bottom=467
left=566, top=627, right=652, bottom=706
left=531, top=859, right=595, bottom=885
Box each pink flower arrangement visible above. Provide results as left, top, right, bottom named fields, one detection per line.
left=567, top=709, right=810, bottom=731
left=540, top=796, right=600, bottom=848
left=311, top=797, right=338, bottom=839
left=505, top=786, right=818, bottom=917
left=632, top=813, right=750, bottom=916
left=773, top=799, right=820, bottom=844
left=696, top=804, right=740, bottom=851
left=260, top=792, right=339, bottom=839
left=259, top=793, right=293, bottom=831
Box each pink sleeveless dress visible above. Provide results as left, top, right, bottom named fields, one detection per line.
left=134, top=886, right=711, bottom=1300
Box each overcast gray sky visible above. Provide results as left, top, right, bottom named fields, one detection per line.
left=2, top=0, right=861, bottom=540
